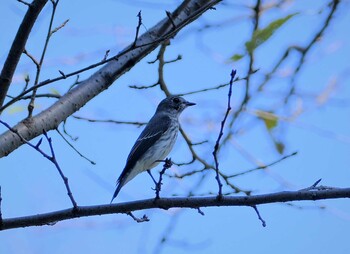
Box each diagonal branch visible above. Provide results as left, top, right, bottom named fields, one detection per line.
left=0, top=120, right=77, bottom=208
left=0, top=0, right=222, bottom=158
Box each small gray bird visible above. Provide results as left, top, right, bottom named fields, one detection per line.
left=111, top=96, right=195, bottom=203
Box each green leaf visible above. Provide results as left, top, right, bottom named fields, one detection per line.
left=245, top=13, right=298, bottom=53
left=264, top=116, right=278, bottom=130
left=275, top=141, right=285, bottom=154
left=230, top=53, right=244, bottom=62
left=256, top=110, right=278, bottom=131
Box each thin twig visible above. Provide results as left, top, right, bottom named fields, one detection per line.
left=165, top=11, right=176, bottom=29
left=164, top=55, right=182, bottom=64
left=133, top=11, right=143, bottom=47
left=27, top=0, right=61, bottom=118
left=23, top=49, right=39, bottom=66
left=155, top=158, right=173, bottom=199
left=284, top=0, right=340, bottom=102
left=227, top=151, right=298, bottom=178
left=22, top=74, right=30, bottom=93
left=127, top=212, right=149, bottom=223
left=6, top=93, right=61, bottom=100
left=129, top=83, right=158, bottom=89
left=212, top=69, right=237, bottom=198
left=197, top=207, right=205, bottom=216
left=58, top=70, right=66, bottom=78
left=251, top=205, right=266, bottom=227
left=72, top=115, right=146, bottom=127
left=43, top=130, right=78, bottom=209
left=17, top=0, right=30, bottom=6
left=50, top=19, right=69, bottom=35
left=56, top=128, right=96, bottom=165
left=102, top=50, right=110, bottom=62
left=62, top=121, right=78, bottom=141
left=299, top=179, right=323, bottom=191
left=0, top=120, right=78, bottom=208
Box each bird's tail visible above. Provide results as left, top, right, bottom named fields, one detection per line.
left=110, top=179, right=124, bottom=204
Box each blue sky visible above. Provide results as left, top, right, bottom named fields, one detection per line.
left=1, top=0, right=350, bottom=253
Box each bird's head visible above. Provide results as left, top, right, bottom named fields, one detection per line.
left=156, top=96, right=196, bottom=115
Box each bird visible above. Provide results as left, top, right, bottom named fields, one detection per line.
left=110, top=95, right=196, bottom=203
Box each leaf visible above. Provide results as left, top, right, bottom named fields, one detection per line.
left=264, top=116, right=278, bottom=130
left=230, top=53, right=244, bottom=62
left=255, top=110, right=285, bottom=154
left=256, top=110, right=278, bottom=131
left=275, top=141, right=285, bottom=154
left=245, top=13, right=298, bottom=53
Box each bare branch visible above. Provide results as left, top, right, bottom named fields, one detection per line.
left=212, top=69, right=236, bottom=197
left=165, top=11, right=176, bottom=29
left=23, top=49, right=40, bottom=67
left=1, top=187, right=349, bottom=231
left=0, top=0, right=222, bottom=158
left=0, top=0, right=48, bottom=108
left=50, top=18, right=69, bottom=35
left=0, top=120, right=78, bottom=208
left=154, top=158, right=173, bottom=199
left=127, top=212, right=149, bottom=223
left=102, top=50, right=110, bottom=62
left=133, top=11, right=143, bottom=47
left=17, top=0, right=31, bottom=6
left=129, top=83, right=158, bottom=89
left=27, top=0, right=61, bottom=118
left=227, top=151, right=298, bottom=178
left=6, top=93, right=61, bottom=101
left=251, top=205, right=266, bottom=227
left=56, top=128, right=96, bottom=165
left=72, top=115, right=146, bottom=126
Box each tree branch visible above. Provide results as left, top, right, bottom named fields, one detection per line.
left=0, top=0, right=221, bottom=158
left=212, top=69, right=236, bottom=197
left=0, top=0, right=48, bottom=108
left=0, top=187, right=349, bottom=231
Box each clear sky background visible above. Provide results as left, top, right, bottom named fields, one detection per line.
left=1, top=0, right=350, bottom=253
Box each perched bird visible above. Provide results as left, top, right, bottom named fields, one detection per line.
left=110, top=96, right=195, bottom=203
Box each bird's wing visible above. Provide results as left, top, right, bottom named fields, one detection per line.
left=117, top=114, right=171, bottom=183
left=125, top=114, right=171, bottom=167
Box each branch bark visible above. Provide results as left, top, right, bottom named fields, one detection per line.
left=0, top=0, right=221, bottom=158
left=1, top=187, right=349, bottom=231
left=0, top=0, right=48, bottom=108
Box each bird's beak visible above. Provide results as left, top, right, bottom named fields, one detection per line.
left=185, top=101, right=196, bottom=107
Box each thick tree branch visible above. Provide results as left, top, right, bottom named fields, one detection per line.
left=0, top=0, right=221, bottom=158
left=0, top=187, right=349, bottom=231
left=0, top=0, right=48, bottom=108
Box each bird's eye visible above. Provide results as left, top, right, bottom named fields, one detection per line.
left=173, top=97, right=180, bottom=104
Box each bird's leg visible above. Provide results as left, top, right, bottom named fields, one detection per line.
left=147, top=170, right=158, bottom=185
